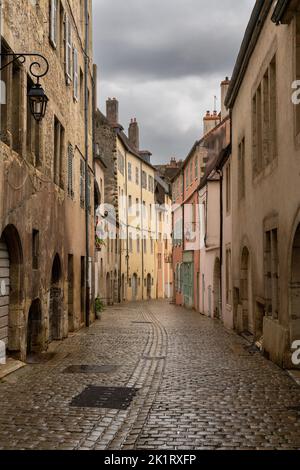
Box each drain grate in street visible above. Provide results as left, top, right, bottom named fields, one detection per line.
left=132, top=321, right=152, bottom=324
left=142, top=356, right=166, bottom=360
left=63, top=365, right=119, bottom=374
left=70, top=386, right=138, bottom=410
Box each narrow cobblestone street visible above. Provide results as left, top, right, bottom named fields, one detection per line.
left=0, top=301, right=300, bottom=450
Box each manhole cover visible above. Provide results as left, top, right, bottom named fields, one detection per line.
left=142, top=356, right=166, bottom=360
left=70, top=386, right=138, bottom=410
left=63, top=365, right=119, bottom=374
left=26, top=352, right=56, bottom=364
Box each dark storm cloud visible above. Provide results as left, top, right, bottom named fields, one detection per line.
left=92, top=0, right=255, bottom=163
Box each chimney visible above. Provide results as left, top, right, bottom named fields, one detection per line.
left=203, top=110, right=220, bottom=136
left=221, top=77, right=230, bottom=120
left=128, top=118, right=139, bottom=151
left=139, top=150, right=152, bottom=163
left=106, top=97, right=119, bottom=126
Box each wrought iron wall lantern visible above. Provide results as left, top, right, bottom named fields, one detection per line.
left=0, top=52, right=49, bottom=121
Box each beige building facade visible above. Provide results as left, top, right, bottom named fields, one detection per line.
left=225, top=0, right=300, bottom=367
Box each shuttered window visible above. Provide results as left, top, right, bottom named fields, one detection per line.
left=67, top=144, right=74, bottom=198
left=50, top=0, right=58, bottom=48
left=80, top=159, right=85, bottom=208
left=73, top=47, right=79, bottom=100
left=65, top=15, right=72, bottom=80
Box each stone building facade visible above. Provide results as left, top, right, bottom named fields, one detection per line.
left=225, top=0, right=300, bottom=367
left=0, top=0, right=95, bottom=360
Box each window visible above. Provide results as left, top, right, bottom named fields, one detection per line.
left=226, top=162, right=231, bottom=213
left=128, top=162, right=132, bottom=181
left=32, top=230, right=39, bottom=270
left=137, top=235, right=140, bottom=253
left=65, top=15, right=72, bottom=80
left=73, top=47, right=79, bottom=100
left=226, top=248, right=232, bottom=305
left=143, top=237, right=147, bottom=253
left=148, top=175, right=154, bottom=193
left=151, top=238, right=154, bottom=254
left=67, top=144, right=74, bottom=198
left=265, top=228, right=279, bottom=319
left=142, top=201, right=146, bottom=219
left=87, top=170, right=92, bottom=213
left=136, top=198, right=140, bottom=217
left=142, top=171, right=147, bottom=189
left=50, top=0, right=58, bottom=48
left=54, top=116, right=65, bottom=188
left=118, top=152, right=125, bottom=175
left=158, top=253, right=162, bottom=270
left=195, top=157, right=198, bottom=179
left=238, top=139, right=245, bottom=200
left=252, top=55, right=277, bottom=177
left=80, top=159, right=85, bottom=208
left=136, top=167, right=139, bottom=185
left=128, top=195, right=132, bottom=211
left=129, top=233, right=133, bottom=253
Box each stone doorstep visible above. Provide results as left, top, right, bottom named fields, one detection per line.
left=0, top=358, right=26, bottom=380
left=287, top=370, right=300, bottom=387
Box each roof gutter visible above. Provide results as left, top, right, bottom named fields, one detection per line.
left=271, top=0, right=292, bottom=24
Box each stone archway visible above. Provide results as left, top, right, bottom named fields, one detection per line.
left=0, top=225, right=23, bottom=355
left=49, top=254, right=63, bottom=342
left=27, top=299, right=43, bottom=355
left=290, top=223, right=300, bottom=342
left=113, top=269, right=118, bottom=304
left=132, top=273, right=138, bottom=301
left=147, top=274, right=152, bottom=300
left=240, top=247, right=254, bottom=334
left=213, top=257, right=221, bottom=319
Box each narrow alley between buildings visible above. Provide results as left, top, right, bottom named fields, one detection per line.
left=0, top=301, right=300, bottom=451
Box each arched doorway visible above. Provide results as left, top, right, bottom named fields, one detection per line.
left=27, top=299, right=43, bottom=355
left=132, top=273, right=138, bottom=301
left=0, top=225, right=23, bottom=354
left=113, top=269, right=118, bottom=304
left=290, top=224, right=300, bottom=342
left=49, top=254, right=63, bottom=342
left=240, top=247, right=254, bottom=334
left=106, top=272, right=111, bottom=305
left=213, top=258, right=221, bottom=319
left=147, top=274, right=152, bottom=300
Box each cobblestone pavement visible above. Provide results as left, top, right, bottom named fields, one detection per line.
left=0, top=301, right=300, bottom=450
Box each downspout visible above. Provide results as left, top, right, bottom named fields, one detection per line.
left=140, top=161, right=144, bottom=300
left=84, top=0, right=90, bottom=327
left=217, top=168, right=223, bottom=312
left=125, top=150, right=129, bottom=290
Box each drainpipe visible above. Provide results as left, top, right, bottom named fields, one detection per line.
left=140, top=161, right=144, bottom=300
left=84, top=0, right=90, bottom=327
left=125, top=150, right=129, bottom=289
left=217, top=168, right=223, bottom=314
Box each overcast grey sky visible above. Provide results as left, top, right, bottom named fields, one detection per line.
left=93, top=0, right=255, bottom=164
